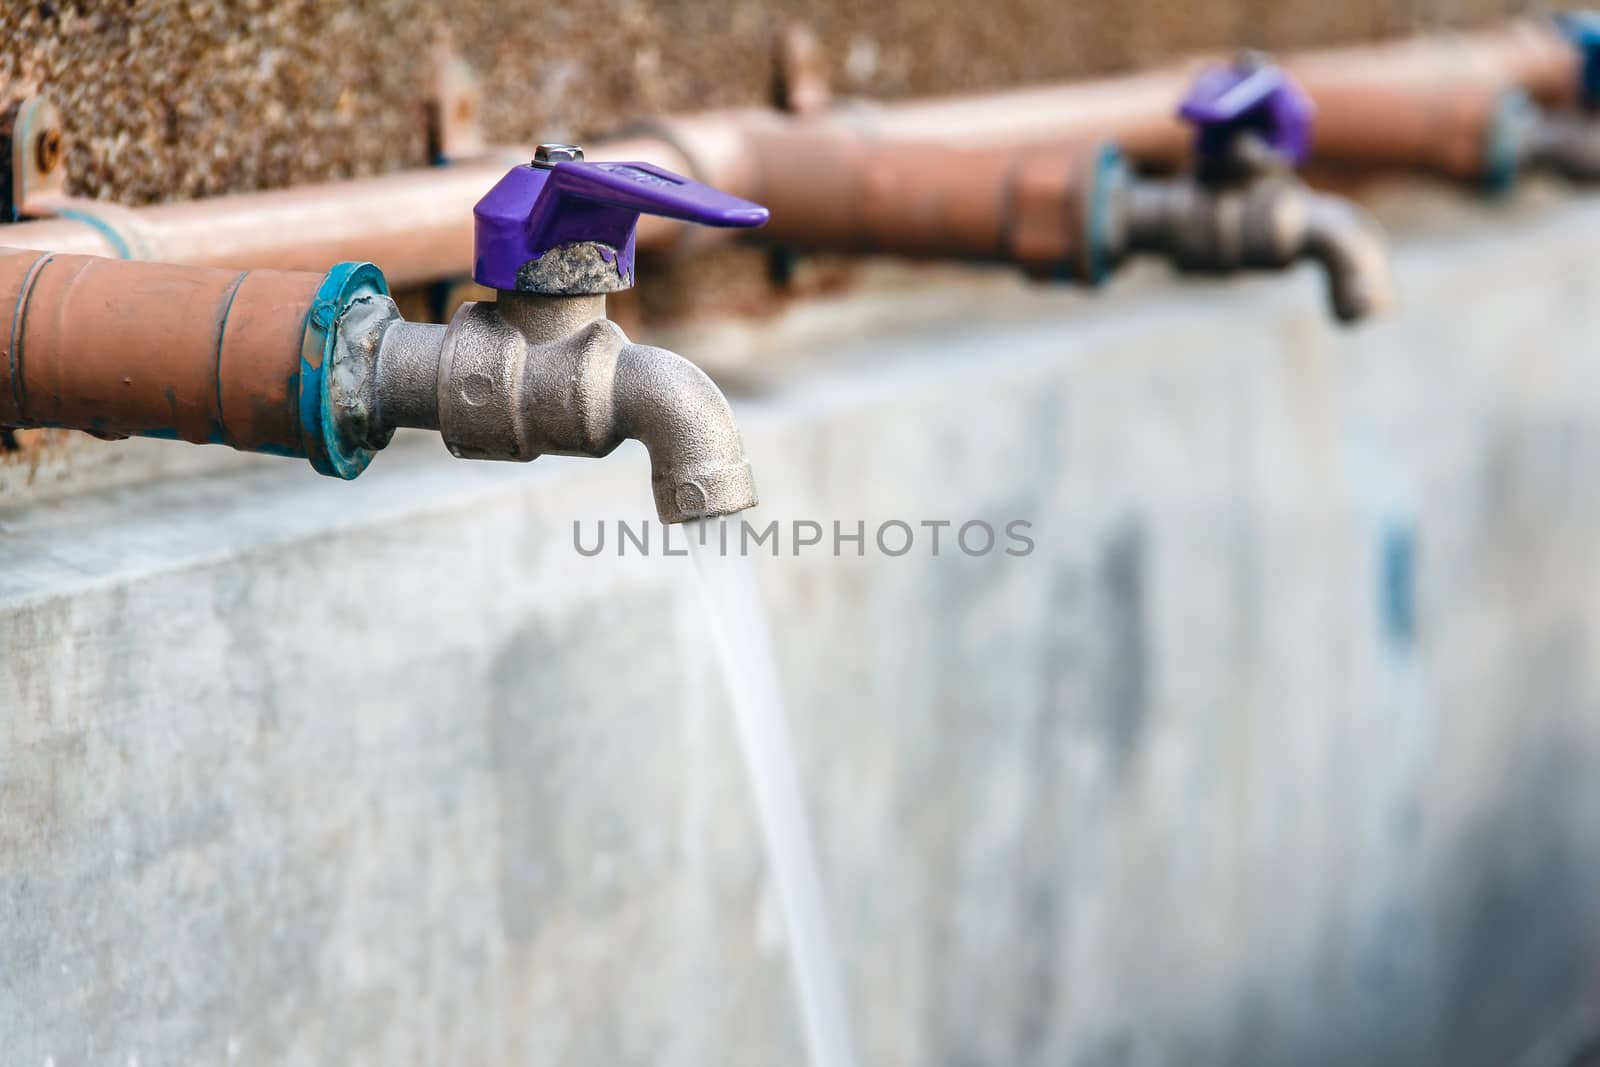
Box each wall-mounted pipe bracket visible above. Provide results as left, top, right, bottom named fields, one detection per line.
left=6, top=96, right=66, bottom=221
left=4, top=94, right=152, bottom=259
left=773, top=22, right=833, bottom=118
left=768, top=22, right=835, bottom=287
left=421, top=43, right=499, bottom=322
left=426, top=40, right=490, bottom=167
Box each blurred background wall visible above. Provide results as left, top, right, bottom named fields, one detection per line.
left=0, top=0, right=1562, bottom=206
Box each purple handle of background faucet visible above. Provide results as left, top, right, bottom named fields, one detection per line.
left=474, top=159, right=769, bottom=290
left=1177, top=63, right=1315, bottom=167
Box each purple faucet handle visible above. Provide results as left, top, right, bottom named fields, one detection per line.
left=474, top=148, right=769, bottom=293
left=542, top=159, right=769, bottom=230
left=1177, top=58, right=1315, bottom=169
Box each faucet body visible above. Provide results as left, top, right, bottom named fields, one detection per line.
left=1107, top=161, right=1393, bottom=323
left=359, top=291, right=757, bottom=522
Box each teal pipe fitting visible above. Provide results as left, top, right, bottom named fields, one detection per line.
left=1482, top=88, right=1538, bottom=196
left=1081, top=142, right=1127, bottom=287
left=299, top=261, right=390, bottom=479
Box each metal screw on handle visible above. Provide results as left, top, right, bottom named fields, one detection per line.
left=532, top=143, right=585, bottom=168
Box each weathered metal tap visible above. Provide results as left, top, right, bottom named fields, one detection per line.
left=355, top=145, right=768, bottom=522
left=0, top=146, right=768, bottom=522
left=1098, top=56, right=1394, bottom=323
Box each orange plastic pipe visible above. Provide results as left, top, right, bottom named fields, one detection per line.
left=0, top=21, right=1579, bottom=280
left=0, top=247, right=322, bottom=450
left=865, top=20, right=1580, bottom=178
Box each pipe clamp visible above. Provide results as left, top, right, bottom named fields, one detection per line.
left=300, top=260, right=389, bottom=478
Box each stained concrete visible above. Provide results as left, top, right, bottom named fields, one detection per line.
left=2, top=192, right=1600, bottom=1064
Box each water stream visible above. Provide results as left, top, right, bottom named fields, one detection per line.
left=685, top=517, right=860, bottom=1067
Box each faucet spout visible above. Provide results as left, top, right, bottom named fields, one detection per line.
left=1299, top=191, right=1394, bottom=323
left=612, top=340, right=760, bottom=523
left=379, top=290, right=758, bottom=524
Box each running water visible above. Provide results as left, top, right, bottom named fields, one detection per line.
left=685, top=516, right=860, bottom=1067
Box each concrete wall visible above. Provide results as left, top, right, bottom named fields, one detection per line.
left=3, top=191, right=1600, bottom=1065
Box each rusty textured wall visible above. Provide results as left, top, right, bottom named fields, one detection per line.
left=0, top=0, right=1550, bottom=208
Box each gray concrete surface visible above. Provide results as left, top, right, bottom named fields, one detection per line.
left=4, top=195, right=1600, bottom=1065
